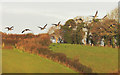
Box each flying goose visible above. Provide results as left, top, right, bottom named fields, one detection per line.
left=94, top=15, right=107, bottom=21
left=5, top=26, right=14, bottom=31
left=22, top=29, right=31, bottom=33
left=38, top=24, right=47, bottom=30
left=102, top=15, right=107, bottom=20
left=90, top=11, right=98, bottom=19
left=52, top=21, right=61, bottom=27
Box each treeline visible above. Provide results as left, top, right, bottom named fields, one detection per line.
left=48, top=8, right=119, bottom=48
left=2, top=32, right=41, bottom=46
left=2, top=32, right=41, bottom=40
left=56, top=18, right=118, bottom=47
left=50, top=15, right=118, bottom=48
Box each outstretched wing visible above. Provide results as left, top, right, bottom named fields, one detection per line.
left=102, top=15, right=107, bottom=19
left=90, top=16, right=94, bottom=17
left=52, top=24, right=57, bottom=26
left=5, top=27, right=9, bottom=29
left=37, top=26, right=42, bottom=29
left=22, top=29, right=31, bottom=33
left=94, top=11, right=98, bottom=18
left=10, top=26, right=14, bottom=29
left=22, top=30, right=25, bottom=33
left=43, top=24, right=47, bottom=29
left=58, top=21, right=61, bottom=25
left=26, top=29, right=31, bottom=31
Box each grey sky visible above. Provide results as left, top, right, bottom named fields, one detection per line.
left=1, top=2, right=118, bottom=34
left=1, top=0, right=119, bottom=2
left=119, top=2, right=120, bottom=22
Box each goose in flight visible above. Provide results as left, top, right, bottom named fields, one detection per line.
left=102, top=15, right=107, bottom=20
left=52, top=21, right=61, bottom=27
left=5, top=26, right=14, bottom=31
left=95, top=15, right=107, bottom=21
left=22, top=29, right=31, bottom=33
left=38, top=24, right=47, bottom=30
left=90, top=11, right=98, bottom=19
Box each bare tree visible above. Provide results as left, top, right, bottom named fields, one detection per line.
left=107, top=7, right=118, bottom=21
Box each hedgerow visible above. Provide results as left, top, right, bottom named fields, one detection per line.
left=16, top=34, right=92, bottom=73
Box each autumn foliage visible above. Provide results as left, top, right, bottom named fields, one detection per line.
left=1, top=33, right=92, bottom=73
left=16, top=34, right=51, bottom=54
left=15, top=34, right=92, bottom=73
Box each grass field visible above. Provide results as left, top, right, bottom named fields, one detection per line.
left=49, top=43, right=118, bottom=73
left=2, top=49, right=76, bottom=73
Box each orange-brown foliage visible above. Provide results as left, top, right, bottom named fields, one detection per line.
left=16, top=33, right=51, bottom=54
left=2, top=32, right=92, bottom=73
left=2, top=45, right=13, bottom=49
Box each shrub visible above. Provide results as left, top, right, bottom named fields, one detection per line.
left=35, top=34, right=51, bottom=46
left=2, top=39, right=18, bottom=46
left=2, top=45, right=13, bottom=49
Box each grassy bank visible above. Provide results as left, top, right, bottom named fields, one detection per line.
left=2, top=48, right=76, bottom=73
left=50, top=43, right=118, bottom=73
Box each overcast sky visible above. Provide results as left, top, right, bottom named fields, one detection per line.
left=1, top=2, right=118, bottom=34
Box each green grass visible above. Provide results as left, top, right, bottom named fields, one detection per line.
left=0, top=50, right=1, bottom=74
left=49, top=43, right=118, bottom=73
left=2, top=48, right=76, bottom=73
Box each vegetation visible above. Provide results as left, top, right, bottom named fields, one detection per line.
left=50, top=43, right=118, bottom=73
left=2, top=33, right=92, bottom=73
left=16, top=34, right=51, bottom=54
left=1, top=7, right=119, bottom=74
left=2, top=32, right=41, bottom=46
left=2, top=49, right=76, bottom=73
left=48, top=7, right=119, bottom=48
left=15, top=34, right=92, bottom=73
left=89, top=19, right=118, bottom=47
left=61, top=19, right=84, bottom=44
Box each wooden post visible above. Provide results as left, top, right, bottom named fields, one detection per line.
left=56, top=37, right=58, bottom=43
left=84, top=39, right=86, bottom=45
